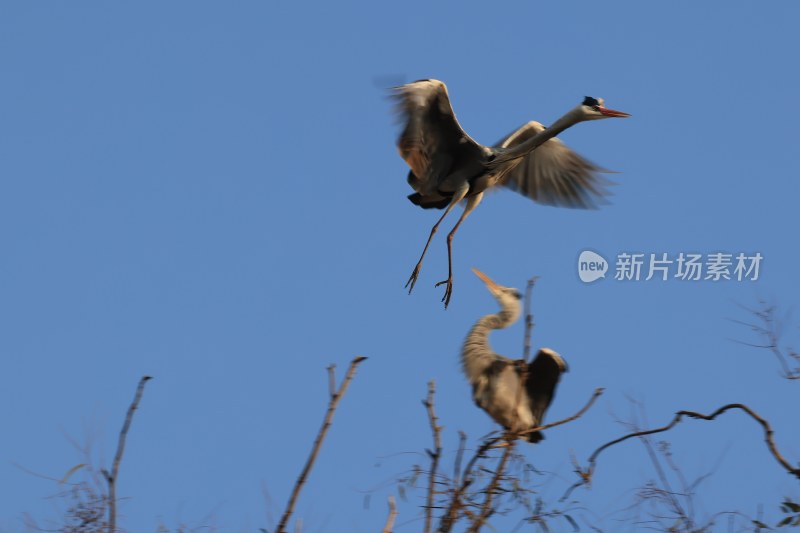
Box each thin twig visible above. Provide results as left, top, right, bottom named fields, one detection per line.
left=382, top=495, right=398, bottom=533
left=276, top=356, right=367, bottom=533
left=522, top=276, right=539, bottom=363
left=731, top=300, right=800, bottom=380
left=423, top=380, right=443, bottom=533
left=468, top=438, right=516, bottom=533
left=106, top=375, right=152, bottom=533
left=659, top=441, right=697, bottom=524
left=454, top=431, right=468, bottom=486
left=327, top=364, right=336, bottom=398
left=637, top=431, right=689, bottom=527
left=562, top=402, right=800, bottom=501
left=518, top=387, right=605, bottom=439
left=439, top=435, right=503, bottom=533
left=510, top=276, right=538, bottom=437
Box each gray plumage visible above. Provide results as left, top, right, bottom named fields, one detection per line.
left=393, top=80, right=630, bottom=308
left=463, top=268, right=567, bottom=443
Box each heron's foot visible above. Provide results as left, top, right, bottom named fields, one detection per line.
left=435, top=277, right=453, bottom=309
left=405, top=264, right=423, bottom=294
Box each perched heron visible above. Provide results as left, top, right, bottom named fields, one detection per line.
left=462, top=268, right=567, bottom=443
left=393, top=79, right=630, bottom=307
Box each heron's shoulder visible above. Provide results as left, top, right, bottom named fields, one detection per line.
left=487, top=356, right=513, bottom=374
left=394, top=79, right=449, bottom=107
left=405, top=79, right=446, bottom=89
left=536, top=348, right=567, bottom=371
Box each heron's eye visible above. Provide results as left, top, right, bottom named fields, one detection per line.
left=512, top=290, right=522, bottom=300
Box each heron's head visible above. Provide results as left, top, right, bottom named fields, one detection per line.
left=472, top=268, right=522, bottom=315
left=578, top=96, right=630, bottom=121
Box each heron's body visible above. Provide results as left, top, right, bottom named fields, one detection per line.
left=463, top=269, right=567, bottom=442
left=393, top=79, right=630, bottom=307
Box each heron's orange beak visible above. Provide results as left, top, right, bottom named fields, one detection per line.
left=598, top=106, right=631, bottom=118
left=472, top=268, right=501, bottom=292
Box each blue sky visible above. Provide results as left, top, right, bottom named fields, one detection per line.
left=1, top=1, right=799, bottom=531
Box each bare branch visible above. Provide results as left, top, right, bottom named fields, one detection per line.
left=468, top=439, right=516, bottom=533
left=439, top=434, right=503, bottom=533
left=564, top=402, right=800, bottom=501
left=731, top=299, right=800, bottom=380
left=423, top=380, right=443, bottom=533
left=327, top=364, right=337, bottom=398
left=276, top=356, right=368, bottom=533
left=107, top=375, right=152, bottom=532
left=382, top=496, right=398, bottom=533
left=522, top=276, right=539, bottom=363
left=518, top=387, right=605, bottom=439
left=637, top=435, right=692, bottom=528
left=510, top=276, right=539, bottom=440
left=453, top=431, right=468, bottom=486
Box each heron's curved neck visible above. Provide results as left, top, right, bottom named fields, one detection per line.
left=475, top=306, right=519, bottom=332
left=501, top=108, right=583, bottom=161
left=462, top=303, right=520, bottom=379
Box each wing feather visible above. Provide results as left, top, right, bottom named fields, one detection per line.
left=393, top=80, right=485, bottom=195
left=495, top=121, right=612, bottom=209
left=524, top=348, right=567, bottom=432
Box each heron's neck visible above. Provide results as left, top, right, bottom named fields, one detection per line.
left=500, top=109, right=583, bottom=161
left=462, top=304, right=520, bottom=380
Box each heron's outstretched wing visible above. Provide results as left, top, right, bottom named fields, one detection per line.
left=495, top=121, right=611, bottom=209
left=393, top=80, right=485, bottom=192
left=524, top=348, right=567, bottom=440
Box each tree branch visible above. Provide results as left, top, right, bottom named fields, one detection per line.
left=732, top=300, right=800, bottom=380
left=509, top=276, right=539, bottom=437
left=106, top=375, right=152, bottom=532
left=468, top=439, right=516, bottom=533
left=382, top=495, right=398, bottom=533
left=276, top=356, right=367, bottom=533
left=423, top=380, right=442, bottom=533
left=453, top=431, right=467, bottom=487
left=522, top=276, right=539, bottom=363
left=518, top=387, right=605, bottom=439
left=439, top=434, right=502, bottom=533
left=563, top=402, right=800, bottom=501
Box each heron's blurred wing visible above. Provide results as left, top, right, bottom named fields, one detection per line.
left=495, top=121, right=612, bottom=209
left=524, top=349, right=567, bottom=428
left=393, top=80, right=485, bottom=189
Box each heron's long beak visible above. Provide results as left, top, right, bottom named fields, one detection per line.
left=472, top=268, right=500, bottom=292
left=598, top=106, right=631, bottom=118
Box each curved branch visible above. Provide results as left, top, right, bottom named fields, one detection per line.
left=518, top=387, right=605, bottom=439
left=563, top=402, right=800, bottom=501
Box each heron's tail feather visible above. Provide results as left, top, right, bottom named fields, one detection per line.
left=526, top=430, right=544, bottom=444
left=408, top=193, right=450, bottom=209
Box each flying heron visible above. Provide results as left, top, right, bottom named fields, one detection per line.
left=393, top=79, right=630, bottom=307
left=463, top=268, right=567, bottom=443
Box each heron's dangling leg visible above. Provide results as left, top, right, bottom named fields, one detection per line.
left=435, top=191, right=483, bottom=309
left=405, top=183, right=470, bottom=295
